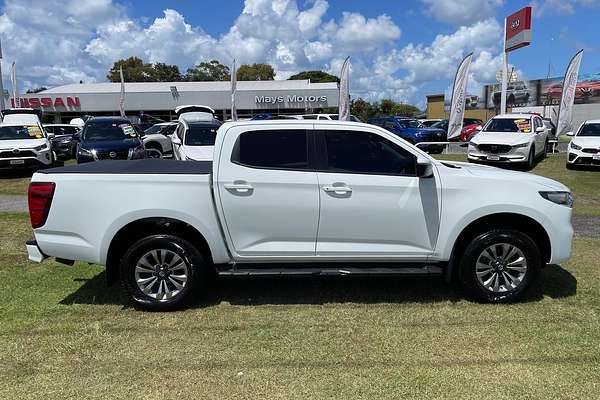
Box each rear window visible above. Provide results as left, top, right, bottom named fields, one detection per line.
left=483, top=118, right=532, bottom=133
left=232, top=130, right=309, bottom=170
left=184, top=126, right=217, bottom=146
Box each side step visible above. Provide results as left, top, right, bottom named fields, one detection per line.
left=217, top=265, right=443, bottom=277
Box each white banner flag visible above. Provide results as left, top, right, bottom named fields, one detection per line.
left=448, top=53, right=473, bottom=140
left=338, top=57, right=350, bottom=121
left=0, top=38, right=5, bottom=110
left=119, top=66, right=126, bottom=118
left=10, top=61, right=18, bottom=108
left=556, top=49, right=584, bottom=136
left=231, top=59, right=237, bottom=121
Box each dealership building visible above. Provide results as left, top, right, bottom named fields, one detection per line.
left=14, top=80, right=340, bottom=123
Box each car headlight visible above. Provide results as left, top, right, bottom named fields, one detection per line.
left=513, top=142, right=529, bottom=148
left=539, top=191, right=574, bottom=208
left=570, top=142, right=582, bottom=151
left=33, top=144, right=48, bottom=151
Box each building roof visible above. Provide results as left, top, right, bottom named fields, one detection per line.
left=39, top=80, right=338, bottom=95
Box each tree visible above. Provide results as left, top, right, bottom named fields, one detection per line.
left=288, top=70, right=339, bottom=83
left=237, top=63, right=275, bottom=81
left=151, top=63, right=182, bottom=82
left=107, top=57, right=154, bottom=82
left=350, top=98, right=375, bottom=122
left=26, top=87, right=47, bottom=94
left=183, top=60, right=230, bottom=81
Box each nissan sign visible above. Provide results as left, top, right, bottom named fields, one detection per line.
left=12, top=96, right=81, bottom=110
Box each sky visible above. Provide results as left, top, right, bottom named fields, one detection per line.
left=0, top=0, right=598, bottom=108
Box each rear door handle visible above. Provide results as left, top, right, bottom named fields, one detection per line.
left=322, top=185, right=352, bottom=194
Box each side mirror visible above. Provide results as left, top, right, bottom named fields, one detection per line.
left=416, top=157, right=434, bottom=178
left=536, top=126, right=545, bottom=133
left=476, top=126, right=483, bottom=131
left=566, top=131, right=574, bottom=137
left=172, top=137, right=182, bottom=145
left=46, top=132, right=55, bottom=139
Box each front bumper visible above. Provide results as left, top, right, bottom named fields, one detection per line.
left=468, top=144, right=530, bottom=163
left=567, top=148, right=600, bottom=166
left=0, top=153, right=52, bottom=169
left=26, top=239, right=48, bottom=263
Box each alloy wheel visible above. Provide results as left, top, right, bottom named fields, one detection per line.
left=475, top=243, right=528, bottom=293
left=134, top=249, right=189, bottom=301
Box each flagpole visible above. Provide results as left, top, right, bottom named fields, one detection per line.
left=0, top=38, right=5, bottom=110
left=500, top=18, right=508, bottom=114
left=11, top=61, right=17, bottom=108
left=119, top=66, right=126, bottom=118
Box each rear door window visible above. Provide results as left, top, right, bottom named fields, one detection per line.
left=231, top=130, right=310, bottom=170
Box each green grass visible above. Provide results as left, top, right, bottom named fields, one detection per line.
left=0, top=160, right=76, bottom=196
left=436, top=153, right=600, bottom=216
left=1, top=212, right=600, bottom=399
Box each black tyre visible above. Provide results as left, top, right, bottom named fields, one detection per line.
left=542, top=139, right=548, bottom=158
left=145, top=143, right=163, bottom=159
left=458, top=229, right=541, bottom=303
left=526, top=146, right=535, bottom=170
left=120, top=234, right=210, bottom=310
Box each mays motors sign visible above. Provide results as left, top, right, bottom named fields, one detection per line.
left=255, top=94, right=328, bottom=105
left=12, top=96, right=81, bottom=110
left=505, top=6, right=532, bottom=52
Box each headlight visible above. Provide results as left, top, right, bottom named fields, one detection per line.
left=539, top=191, right=574, bottom=208
left=33, top=144, right=48, bottom=151
left=78, top=147, right=94, bottom=156
left=513, top=142, right=529, bottom=148
left=570, top=142, right=582, bottom=151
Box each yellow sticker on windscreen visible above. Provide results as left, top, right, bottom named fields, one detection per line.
left=514, top=119, right=531, bottom=133
left=120, top=124, right=136, bottom=137
left=27, top=125, right=43, bottom=139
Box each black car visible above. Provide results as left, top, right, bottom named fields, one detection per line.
left=75, top=117, right=147, bottom=163
left=43, top=124, right=81, bottom=159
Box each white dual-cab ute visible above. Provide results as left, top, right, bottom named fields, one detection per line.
left=26, top=120, right=573, bottom=310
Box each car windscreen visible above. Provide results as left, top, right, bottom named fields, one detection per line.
left=431, top=120, right=447, bottom=129
left=396, top=119, right=421, bottom=128
left=0, top=125, right=45, bottom=140
left=483, top=118, right=532, bottom=133
left=48, top=126, right=79, bottom=136
left=83, top=122, right=137, bottom=141
left=184, top=126, right=217, bottom=146
left=144, top=125, right=166, bottom=134
left=578, top=123, right=600, bottom=137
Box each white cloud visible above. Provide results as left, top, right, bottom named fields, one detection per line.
left=421, top=0, right=503, bottom=24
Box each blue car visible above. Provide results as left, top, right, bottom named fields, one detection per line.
left=75, top=117, right=147, bottom=163
left=368, top=116, right=447, bottom=154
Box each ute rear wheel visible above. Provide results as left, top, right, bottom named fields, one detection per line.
left=120, top=234, right=210, bottom=310
left=458, top=229, right=541, bottom=303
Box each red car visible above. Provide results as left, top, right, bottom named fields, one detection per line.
left=543, top=82, right=594, bottom=104
left=460, top=123, right=483, bottom=142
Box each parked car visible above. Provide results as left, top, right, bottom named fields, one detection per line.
left=171, top=120, right=221, bottom=161
left=431, top=118, right=483, bottom=134
left=251, top=114, right=303, bottom=120
left=43, top=124, right=81, bottom=159
left=75, top=117, right=146, bottom=163
left=459, top=121, right=485, bottom=142
left=301, top=114, right=363, bottom=122
left=542, top=118, right=557, bottom=140
left=492, top=81, right=531, bottom=106
left=542, top=82, right=593, bottom=105
left=369, top=116, right=446, bottom=153
left=143, top=122, right=177, bottom=159
left=0, top=108, right=55, bottom=170
left=566, top=120, right=600, bottom=168
left=468, top=113, right=549, bottom=169
left=26, top=120, right=574, bottom=310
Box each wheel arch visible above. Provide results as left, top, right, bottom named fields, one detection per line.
left=445, top=212, right=551, bottom=282
left=105, top=217, right=214, bottom=286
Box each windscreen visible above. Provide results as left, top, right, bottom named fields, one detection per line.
left=578, top=123, right=600, bottom=137
left=83, top=121, right=137, bottom=141
left=0, top=125, right=45, bottom=140
left=144, top=125, right=166, bottom=134
left=483, top=118, right=532, bottom=133
left=397, top=119, right=421, bottom=128
left=184, top=126, right=217, bottom=146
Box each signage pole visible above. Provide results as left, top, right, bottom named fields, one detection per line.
left=500, top=18, right=508, bottom=115
left=0, top=38, right=4, bottom=111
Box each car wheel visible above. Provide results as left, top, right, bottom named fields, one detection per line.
left=458, top=229, right=541, bottom=303
left=526, top=146, right=535, bottom=170
left=145, top=145, right=163, bottom=159
left=566, top=163, right=575, bottom=170
left=120, top=234, right=210, bottom=311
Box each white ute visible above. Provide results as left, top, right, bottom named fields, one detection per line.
left=26, top=121, right=573, bottom=310
left=468, top=113, right=549, bottom=169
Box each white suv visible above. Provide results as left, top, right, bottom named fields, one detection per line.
left=566, top=120, right=600, bottom=168
left=468, top=113, right=548, bottom=169
left=0, top=109, right=55, bottom=170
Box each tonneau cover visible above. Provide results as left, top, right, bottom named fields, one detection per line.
left=38, top=159, right=212, bottom=175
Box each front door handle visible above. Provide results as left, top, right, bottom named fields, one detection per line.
left=224, top=182, right=254, bottom=193
left=322, top=185, right=352, bottom=194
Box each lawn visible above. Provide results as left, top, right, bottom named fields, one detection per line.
left=436, top=153, right=600, bottom=216
left=0, top=160, right=75, bottom=196
left=1, top=212, right=600, bottom=399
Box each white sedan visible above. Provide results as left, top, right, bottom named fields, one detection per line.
left=468, top=113, right=548, bottom=169
left=566, top=120, right=600, bottom=168
left=170, top=119, right=221, bottom=161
